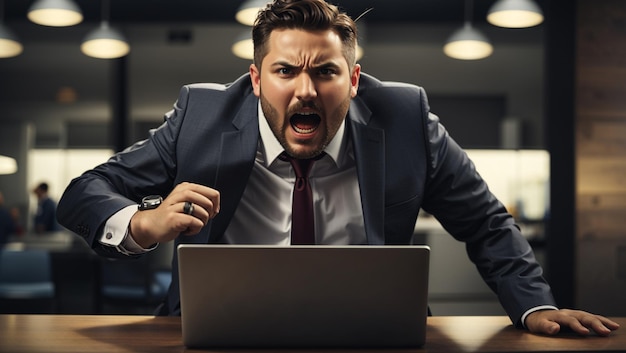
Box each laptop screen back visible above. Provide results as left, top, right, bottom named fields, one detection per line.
left=177, top=245, right=430, bottom=348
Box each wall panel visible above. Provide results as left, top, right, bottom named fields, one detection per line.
left=576, top=0, right=626, bottom=315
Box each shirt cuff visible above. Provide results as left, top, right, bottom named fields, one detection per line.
left=100, top=205, right=138, bottom=246
left=99, top=204, right=157, bottom=254
left=521, top=305, right=559, bottom=328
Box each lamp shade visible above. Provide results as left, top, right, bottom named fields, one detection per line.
left=28, top=0, right=83, bottom=27
left=236, top=0, right=269, bottom=26
left=81, top=22, right=130, bottom=59
left=487, top=0, right=544, bottom=28
left=232, top=31, right=254, bottom=60
left=0, top=155, right=17, bottom=175
left=0, top=24, right=23, bottom=58
left=444, top=23, right=493, bottom=60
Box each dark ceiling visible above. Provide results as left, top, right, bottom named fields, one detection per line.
left=3, top=0, right=545, bottom=26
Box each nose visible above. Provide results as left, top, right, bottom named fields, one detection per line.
left=294, top=73, right=317, bottom=101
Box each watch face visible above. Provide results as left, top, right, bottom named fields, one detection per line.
left=140, top=195, right=162, bottom=210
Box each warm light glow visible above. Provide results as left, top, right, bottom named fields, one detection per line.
left=81, top=22, right=130, bottom=59
left=235, top=0, right=268, bottom=26
left=28, top=8, right=83, bottom=27
left=0, top=155, right=17, bottom=175
left=487, top=0, right=544, bottom=28
left=487, top=10, right=543, bottom=28
left=232, top=37, right=254, bottom=60
left=0, top=37, right=23, bottom=58
left=56, top=86, right=78, bottom=104
left=444, top=24, right=493, bottom=60
left=444, top=40, right=493, bottom=60
left=236, top=8, right=262, bottom=26
left=27, top=0, right=83, bottom=27
left=81, top=38, right=129, bottom=59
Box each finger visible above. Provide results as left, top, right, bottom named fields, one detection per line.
left=183, top=201, right=194, bottom=216
left=561, top=317, right=591, bottom=336
left=581, top=315, right=619, bottom=336
left=601, top=317, right=621, bottom=330
left=180, top=216, right=205, bottom=235
left=590, top=321, right=612, bottom=337
left=192, top=183, right=220, bottom=215
left=533, top=319, right=561, bottom=336
left=175, top=184, right=220, bottom=218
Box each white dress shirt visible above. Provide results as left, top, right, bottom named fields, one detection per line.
left=223, top=103, right=365, bottom=245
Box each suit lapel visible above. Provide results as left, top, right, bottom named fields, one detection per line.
left=208, top=93, right=260, bottom=242
left=348, top=99, right=385, bottom=245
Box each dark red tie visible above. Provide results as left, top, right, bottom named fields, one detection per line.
left=280, top=153, right=318, bottom=245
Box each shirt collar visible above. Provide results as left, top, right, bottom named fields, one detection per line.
left=258, top=100, right=346, bottom=167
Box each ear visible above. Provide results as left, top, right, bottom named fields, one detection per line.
left=350, top=64, right=361, bottom=98
left=250, top=64, right=261, bottom=97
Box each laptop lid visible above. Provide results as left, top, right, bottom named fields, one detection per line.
left=177, top=244, right=430, bottom=348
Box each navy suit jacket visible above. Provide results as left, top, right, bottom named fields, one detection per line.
left=57, top=73, right=556, bottom=326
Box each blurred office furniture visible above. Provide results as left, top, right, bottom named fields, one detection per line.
left=0, top=249, right=56, bottom=313
left=4, top=231, right=100, bottom=314
left=97, top=241, right=172, bottom=314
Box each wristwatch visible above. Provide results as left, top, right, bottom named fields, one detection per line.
left=139, top=195, right=163, bottom=211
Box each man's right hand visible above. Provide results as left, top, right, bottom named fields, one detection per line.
left=129, top=182, right=220, bottom=248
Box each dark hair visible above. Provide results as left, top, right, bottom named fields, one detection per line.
left=37, top=182, right=49, bottom=192
left=252, top=0, right=358, bottom=68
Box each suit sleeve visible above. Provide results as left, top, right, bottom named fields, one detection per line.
left=417, top=88, right=556, bottom=327
left=56, top=86, right=193, bottom=258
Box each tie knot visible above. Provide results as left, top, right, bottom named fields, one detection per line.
left=279, top=152, right=323, bottom=179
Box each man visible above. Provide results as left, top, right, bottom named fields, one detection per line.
left=33, top=182, right=59, bottom=233
left=57, top=0, right=618, bottom=337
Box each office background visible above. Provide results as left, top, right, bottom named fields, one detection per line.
left=0, top=0, right=624, bottom=317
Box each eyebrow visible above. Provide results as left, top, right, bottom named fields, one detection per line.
left=271, top=60, right=342, bottom=70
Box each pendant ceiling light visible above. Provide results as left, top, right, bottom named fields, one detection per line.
left=0, top=0, right=22, bottom=58
left=236, top=0, right=269, bottom=26
left=0, top=155, right=17, bottom=175
left=27, top=0, right=83, bottom=27
left=81, top=0, right=129, bottom=59
left=232, top=30, right=254, bottom=60
left=443, top=0, right=493, bottom=60
left=0, top=24, right=22, bottom=58
left=487, top=0, right=544, bottom=28
left=0, top=1, right=24, bottom=58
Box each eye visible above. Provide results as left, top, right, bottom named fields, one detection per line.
left=318, top=67, right=337, bottom=77
left=277, top=67, right=294, bottom=76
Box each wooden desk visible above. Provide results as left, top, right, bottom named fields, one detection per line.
left=0, top=315, right=623, bottom=352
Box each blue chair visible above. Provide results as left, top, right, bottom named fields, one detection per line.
left=0, top=249, right=56, bottom=313
left=97, top=242, right=172, bottom=314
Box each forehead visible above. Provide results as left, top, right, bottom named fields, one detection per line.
left=263, top=28, right=346, bottom=66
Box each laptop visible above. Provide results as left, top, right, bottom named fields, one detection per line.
left=177, top=244, right=430, bottom=348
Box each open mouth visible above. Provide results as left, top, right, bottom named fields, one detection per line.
left=290, top=113, right=321, bottom=134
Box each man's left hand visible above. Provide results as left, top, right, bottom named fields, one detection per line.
left=526, top=309, right=620, bottom=336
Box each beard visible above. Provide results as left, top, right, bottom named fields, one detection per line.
left=259, top=90, right=351, bottom=159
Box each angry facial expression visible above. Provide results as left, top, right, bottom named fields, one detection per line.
left=250, top=28, right=360, bottom=159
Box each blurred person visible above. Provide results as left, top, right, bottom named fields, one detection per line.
left=32, top=182, right=59, bottom=233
